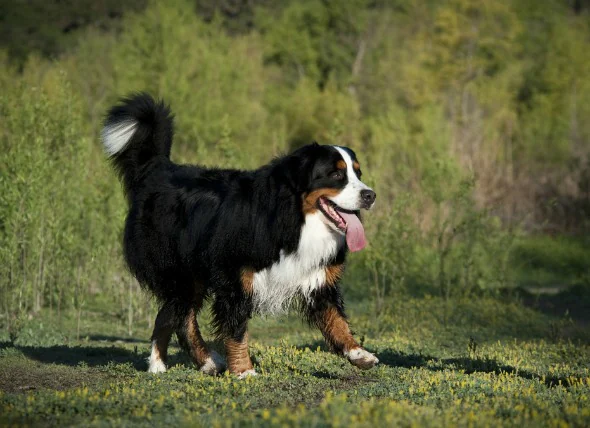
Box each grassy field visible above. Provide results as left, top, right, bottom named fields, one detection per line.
left=1, top=291, right=589, bottom=427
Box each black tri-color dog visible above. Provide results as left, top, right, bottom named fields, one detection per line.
left=101, top=93, right=378, bottom=377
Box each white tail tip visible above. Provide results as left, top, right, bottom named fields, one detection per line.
left=101, top=120, right=138, bottom=156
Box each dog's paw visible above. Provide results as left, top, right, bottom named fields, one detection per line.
left=200, top=350, right=226, bottom=375
left=237, top=369, right=258, bottom=379
left=345, top=347, right=379, bottom=370
left=148, top=359, right=167, bottom=374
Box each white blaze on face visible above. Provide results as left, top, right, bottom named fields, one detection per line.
left=330, top=147, right=373, bottom=211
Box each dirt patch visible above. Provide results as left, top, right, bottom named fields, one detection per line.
left=0, top=353, right=125, bottom=394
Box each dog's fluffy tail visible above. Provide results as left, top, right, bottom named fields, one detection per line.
left=101, top=93, right=174, bottom=192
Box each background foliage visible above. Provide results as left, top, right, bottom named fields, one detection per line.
left=1, top=0, right=589, bottom=333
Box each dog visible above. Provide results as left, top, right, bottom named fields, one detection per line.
left=101, top=93, right=378, bottom=377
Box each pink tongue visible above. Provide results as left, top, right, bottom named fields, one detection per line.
left=339, top=211, right=367, bottom=252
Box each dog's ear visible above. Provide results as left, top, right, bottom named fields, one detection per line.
left=282, top=150, right=313, bottom=193
left=279, top=142, right=325, bottom=192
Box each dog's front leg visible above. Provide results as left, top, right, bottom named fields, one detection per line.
left=224, top=332, right=255, bottom=378
left=305, top=281, right=379, bottom=370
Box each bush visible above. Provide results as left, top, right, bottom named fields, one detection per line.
left=0, top=63, right=89, bottom=323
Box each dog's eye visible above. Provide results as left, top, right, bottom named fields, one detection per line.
left=330, top=171, right=345, bottom=180
left=356, top=169, right=362, bottom=178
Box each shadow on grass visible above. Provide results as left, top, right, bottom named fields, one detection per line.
left=87, top=334, right=151, bottom=344
left=0, top=339, right=577, bottom=390
left=441, top=357, right=574, bottom=387
left=515, top=284, right=590, bottom=326
left=0, top=341, right=148, bottom=370
left=0, top=338, right=215, bottom=373
left=378, top=348, right=574, bottom=388
left=374, top=349, right=432, bottom=369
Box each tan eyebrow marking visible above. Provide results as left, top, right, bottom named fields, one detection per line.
left=353, top=161, right=360, bottom=170
left=336, top=160, right=346, bottom=170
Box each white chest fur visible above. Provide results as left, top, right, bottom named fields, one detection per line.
left=251, top=212, right=344, bottom=314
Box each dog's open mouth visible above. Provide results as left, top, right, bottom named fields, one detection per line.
left=318, top=197, right=347, bottom=231
left=318, top=197, right=366, bottom=252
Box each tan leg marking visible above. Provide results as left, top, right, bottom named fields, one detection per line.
left=184, top=306, right=212, bottom=366
left=317, top=307, right=379, bottom=370
left=225, top=334, right=254, bottom=375
left=318, top=307, right=359, bottom=353
left=180, top=301, right=226, bottom=375
left=241, top=268, right=254, bottom=295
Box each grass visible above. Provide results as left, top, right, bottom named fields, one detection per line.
left=1, top=294, right=589, bottom=427
left=510, top=235, right=590, bottom=290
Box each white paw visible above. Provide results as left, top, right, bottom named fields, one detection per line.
left=237, top=369, right=258, bottom=379
left=200, top=350, right=226, bottom=375
left=148, top=359, right=167, bottom=374
left=345, top=347, right=379, bottom=370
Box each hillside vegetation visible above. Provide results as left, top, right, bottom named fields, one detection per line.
left=2, top=0, right=589, bottom=324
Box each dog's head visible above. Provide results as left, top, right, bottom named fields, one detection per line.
left=287, top=143, right=376, bottom=251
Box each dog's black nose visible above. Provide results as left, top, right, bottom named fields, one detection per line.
left=361, top=189, right=376, bottom=206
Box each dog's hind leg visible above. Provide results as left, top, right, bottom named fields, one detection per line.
left=176, top=296, right=226, bottom=375
left=148, top=302, right=175, bottom=373
left=211, top=277, right=256, bottom=378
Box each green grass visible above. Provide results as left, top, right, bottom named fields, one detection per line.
left=1, top=295, right=589, bottom=426
left=510, top=235, right=590, bottom=290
